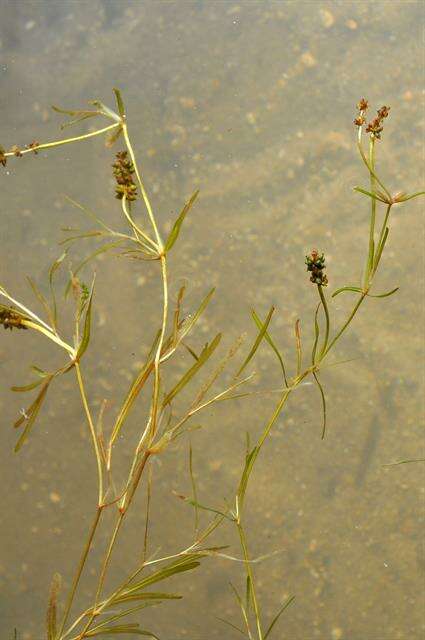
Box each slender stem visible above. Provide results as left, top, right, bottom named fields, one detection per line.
left=122, top=123, right=163, bottom=249
left=58, top=507, right=103, bottom=637
left=75, top=362, right=104, bottom=504
left=356, top=138, right=391, bottom=201
left=149, top=255, right=168, bottom=440
left=237, top=522, right=263, bottom=640
left=322, top=293, right=366, bottom=358
left=23, top=320, right=75, bottom=355
left=372, top=203, right=392, bottom=275
left=364, top=136, right=377, bottom=288
left=76, top=511, right=125, bottom=638
left=121, top=197, right=158, bottom=252
left=317, top=285, right=330, bottom=358
left=4, top=123, right=120, bottom=158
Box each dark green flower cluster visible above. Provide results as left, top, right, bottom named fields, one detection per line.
left=112, top=150, right=137, bottom=201
left=305, top=249, right=328, bottom=286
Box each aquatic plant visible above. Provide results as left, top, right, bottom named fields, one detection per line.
left=1, top=93, right=423, bottom=639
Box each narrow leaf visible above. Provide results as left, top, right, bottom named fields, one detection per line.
left=177, top=288, right=215, bottom=343
left=367, top=287, right=399, bottom=298
left=251, top=309, right=287, bottom=385
left=113, top=88, right=126, bottom=118
left=331, top=286, right=363, bottom=298
left=46, top=572, right=61, bottom=640
left=264, top=595, right=295, bottom=639
left=312, top=371, right=327, bottom=440
left=236, top=306, right=275, bottom=377
left=353, top=186, right=387, bottom=203
left=162, top=334, right=222, bottom=406
left=164, top=190, right=199, bottom=253
left=14, top=379, right=52, bottom=452
left=75, top=279, right=95, bottom=361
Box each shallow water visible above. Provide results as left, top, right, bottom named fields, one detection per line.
left=0, top=1, right=424, bottom=639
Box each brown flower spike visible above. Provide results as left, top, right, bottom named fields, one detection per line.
left=112, top=150, right=138, bottom=201
left=305, top=249, right=328, bottom=286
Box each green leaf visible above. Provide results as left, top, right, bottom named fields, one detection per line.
left=373, top=226, right=389, bottom=271
left=383, top=458, right=425, bottom=466
left=11, top=377, right=46, bottom=393
left=353, top=186, right=388, bottom=203
left=64, top=195, right=115, bottom=233
left=87, top=603, right=160, bottom=636
left=331, top=286, right=363, bottom=298
left=114, top=591, right=182, bottom=604
left=75, top=278, right=95, bottom=361
left=14, top=378, right=52, bottom=452
left=113, top=88, right=126, bottom=118
left=110, top=330, right=160, bottom=447
left=229, top=582, right=251, bottom=637
left=251, top=308, right=287, bottom=385
left=46, top=573, right=61, bottom=640
left=164, top=190, right=199, bottom=252
left=311, top=303, right=320, bottom=365
left=367, top=287, right=399, bottom=298
left=26, top=277, right=54, bottom=329
left=237, top=445, right=259, bottom=507
left=105, top=124, right=123, bottom=148
left=236, top=306, right=275, bottom=377
left=60, top=231, right=105, bottom=245
left=264, top=595, right=295, bottom=639
left=86, top=624, right=159, bottom=637
left=312, top=371, right=327, bottom=440
left=48, top=251, right=67, bottom=330
left=216, top=616, right=247, bottom=636
left=121, top=554, right=203, bottom=596
left=177, top=287, right=215, bottom=343
left=173, top=492, right=231, bottom=520
left=88, top=99, right=121, bottom=123
left=162, top=333, right=222, bottom=406
left=51, top=105, right=102, bottom=129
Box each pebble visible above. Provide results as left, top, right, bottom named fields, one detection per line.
left=49, top=491, right=61, bottom=503
left=320, top=9, right=335, bottom=28
left=300, top=51, right=317, bottom=68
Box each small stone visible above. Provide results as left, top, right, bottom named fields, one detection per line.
left=402, top=90, right=413, bottom=101
left=49, top=491, right=61, bottom=504
left=25, top=20, right=36, bottom=31
left=208, top=459, right=223, bottom=472
left=346, top=19, right=357, bottom=29
left=320, top=9, right=335, bottom=28
left=300, top=51, right=317, bottom=68
left=179, top=96, right=196, bottom=109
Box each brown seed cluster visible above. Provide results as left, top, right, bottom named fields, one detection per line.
left=112, top=150, right=137, bottom=201
left=305, top=249, right=328, bottom=286
left=0, top=308, right=28, bottom=330
left=354, top=99, right=391, bottom=139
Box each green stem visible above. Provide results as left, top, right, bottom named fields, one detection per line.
left=58, top=507, right=103, bottom=637
left=372, top=203, right=392, bottom=275
left=364, top=137, right=376, bottom=288
left=322, top=293, right=366, bottom=358
left=237, top=522, right=263, bottom=640
left=317, top=285, right=330, bottom=358
left=75, top=363, right=104, bottom=504
left=4, top=123, right=120, bottom=158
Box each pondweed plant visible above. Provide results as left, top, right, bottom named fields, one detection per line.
left=1, top=93, right=423, bottom=639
